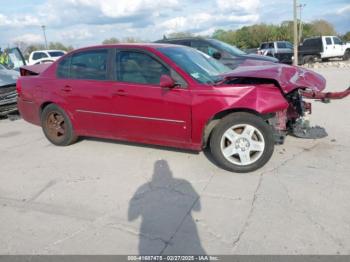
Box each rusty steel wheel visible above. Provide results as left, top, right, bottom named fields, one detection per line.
left=45, top=111, right=66, bottom=143
left=41, top=104, right=77, bottom=146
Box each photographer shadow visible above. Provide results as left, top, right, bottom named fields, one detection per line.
left=128, top=160, right=206, bottom=255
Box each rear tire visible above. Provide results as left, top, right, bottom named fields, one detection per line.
left=343, top=50, right=350, bottom=61
left=41, top=104, right=78, bottom=146
left=209, top=112, right=275, bottom=173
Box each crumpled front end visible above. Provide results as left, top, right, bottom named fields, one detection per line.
left=223, top=62, right=350, bottom=140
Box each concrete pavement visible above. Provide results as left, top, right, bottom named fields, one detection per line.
left=0, top=67, right=349, bottom=255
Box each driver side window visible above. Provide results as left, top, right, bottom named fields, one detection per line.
left=116, top=51, right=170, bottom=85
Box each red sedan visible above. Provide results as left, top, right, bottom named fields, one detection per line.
left=17, top=44, right=349, bottom=172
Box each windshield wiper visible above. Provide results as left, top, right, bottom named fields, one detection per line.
left=213, top=76, right=228, bottom=86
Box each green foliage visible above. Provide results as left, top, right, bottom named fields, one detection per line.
left=48, top=42, right=74, bottom=51
left=167, top=31, right=194, bottom=39
left=102, top=37, right=144, bottom=44
left=212, top=19, right=337, bottom=49
left=102, top=37, right=120, bottom=44
left=342, top=32, right=350, bottom=42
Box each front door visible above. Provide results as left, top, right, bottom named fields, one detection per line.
left=333, top=37, right=344, bottom=57
left=109, top=50, right=192, bottom=144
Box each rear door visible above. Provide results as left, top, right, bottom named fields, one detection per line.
left=54, top=48, right=116, bottom=136
left=109, top=49, right=192, bottom=144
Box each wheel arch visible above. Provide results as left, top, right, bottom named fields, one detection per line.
left=202, top=108, right=265, bottom=148
left=39, top=101, right=54, bottom=118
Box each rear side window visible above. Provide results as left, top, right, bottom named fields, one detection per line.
left=260, top=43, right=267, bottom=49
left=326, top=37, right=332, bottom=45
left=286, top=42, right=293, bottom=49
left=48, top=51, right=65, bottom=57
left=33, top=52, right=48, bottom=60
left=116, top=51, right=170, bottom=85
left=277, top=42, right=287, bottom=48
left=57, top=57, right=71, bottom=78
left=70, top=50, right=108, bottom=80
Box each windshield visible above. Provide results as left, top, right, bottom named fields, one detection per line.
left=158, top=46, right=231, bottom=84
left=208, top=39, right=246, bottom=56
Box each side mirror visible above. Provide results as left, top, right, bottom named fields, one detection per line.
left=160, top=74, right=175, bottom=88
left=212, top=51, right=222, bottom=60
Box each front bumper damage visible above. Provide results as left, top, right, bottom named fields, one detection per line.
left=270, top=87, right=350, bottom=142
left=300, top=87, right=350, bottom=103
left=0, top=85, right=18, bottom=117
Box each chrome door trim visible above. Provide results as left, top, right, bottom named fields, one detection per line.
left=76, top=109, right=185, bottom=124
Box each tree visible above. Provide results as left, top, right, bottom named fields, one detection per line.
left=48, top=42, right=74, bottom=51
left=167, top=31, right=194, bottom=39
left=121, top=37, right=141, bottom=43
left=309, top=20, right=336, bottom=36
left=211, top=19, right=338, bottom=49
left=102, top=37, right=120, bottom=44
left=342, top=32, right=350, bottom=42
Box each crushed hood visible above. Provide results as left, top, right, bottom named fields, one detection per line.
left=221, top=60, right=326, bottom=94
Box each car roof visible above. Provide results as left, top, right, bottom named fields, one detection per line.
left=71, top=43, right=186, bottom=52
left=156, top=37, right=208, bottom=42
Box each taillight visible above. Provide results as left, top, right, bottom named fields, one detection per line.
left=16, top=79, right=22, bottom=97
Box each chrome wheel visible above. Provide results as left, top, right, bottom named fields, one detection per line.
left=220, top=124, right=265, bottom=166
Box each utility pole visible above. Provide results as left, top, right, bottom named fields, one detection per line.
left=293, top=0, right=298, bottom=66
left=41, top=25, right=48, bottom=49
left=298, top=4, right=306, bottom=43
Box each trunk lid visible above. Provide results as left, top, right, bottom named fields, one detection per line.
left=20, top=64, right=51, bottom=76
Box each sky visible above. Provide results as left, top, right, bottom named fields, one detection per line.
left=0, top=0, right=349, bottom=48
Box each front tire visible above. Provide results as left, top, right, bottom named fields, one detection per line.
left=209, top=112, right=275, bottom=173
left=41, top=104, right=78, bottom=146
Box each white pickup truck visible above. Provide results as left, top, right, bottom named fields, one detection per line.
left=28, top=50, right=66, bottom=65
left=298, top=36, right=350, bottom=64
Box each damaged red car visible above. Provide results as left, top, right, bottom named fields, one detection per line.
left=17, top=44, right=350, bottom=172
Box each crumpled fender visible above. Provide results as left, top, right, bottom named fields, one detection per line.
left=221, top=60, right=326, bottom=94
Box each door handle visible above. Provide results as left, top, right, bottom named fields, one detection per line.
left=62, top=85, right=72, bottom=92
left=113, top=89, right=127, bottom=96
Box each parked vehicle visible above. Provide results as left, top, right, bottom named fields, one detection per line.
left=258, top=41, right=293, bottom=64
left=0, top=64, right=19, bottom=116
left=17, top=44, right=350, bottom=172
left=299, top=36, right=350, bottom=64
left=0, top=47, right=26, bottom=70
left=28, top=50, right=66, bottom=65
left=0, top=47, right=26, bottom=116
left=156, top=37, right=278, bottom=69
